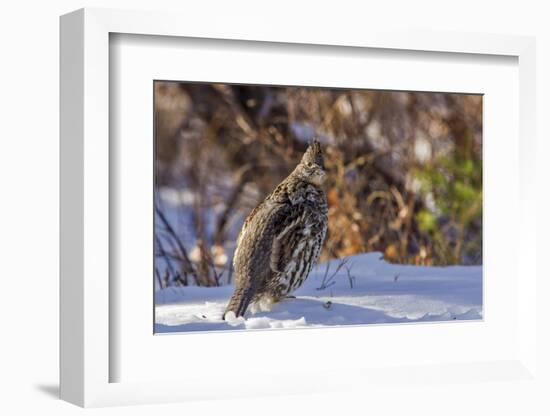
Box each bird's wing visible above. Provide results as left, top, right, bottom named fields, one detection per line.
left=234, top=200, right=290, bottom=280
left=232, top=200, right=265, bottom=268
left=269, top=205, right=307, bottom=275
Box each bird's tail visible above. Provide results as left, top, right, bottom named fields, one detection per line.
left=223, top=285, right=255, bottom=319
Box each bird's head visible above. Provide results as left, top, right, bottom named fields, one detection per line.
left=294, top=139, right=327, bottom=186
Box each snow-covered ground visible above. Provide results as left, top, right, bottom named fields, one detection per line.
left=155, top=252, right=482, bottom=333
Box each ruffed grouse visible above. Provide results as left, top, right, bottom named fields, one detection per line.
left=224, top=140, right=328, bottom=319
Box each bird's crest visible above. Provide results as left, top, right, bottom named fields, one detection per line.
left=301, top=138, right=324, bottom=168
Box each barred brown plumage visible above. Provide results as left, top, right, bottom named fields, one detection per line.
left=223, top=140, right=328, bottom=319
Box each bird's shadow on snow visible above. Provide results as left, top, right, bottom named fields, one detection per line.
left=155, top=297, right=407, bottom=334
left=253, top=297, right=405, bottom=325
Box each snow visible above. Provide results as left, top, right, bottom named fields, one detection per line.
left=155, top=252, right=482, bottom=333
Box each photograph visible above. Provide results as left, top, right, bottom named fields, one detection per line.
left=153, top=81, right=483, bottom=333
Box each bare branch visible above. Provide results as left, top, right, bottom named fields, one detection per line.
left=154, top=201, right=198, bottom=279
left=316, top=257, right=349, bottom=290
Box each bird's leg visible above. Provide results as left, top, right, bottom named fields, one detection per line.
left=258, top=296, right=275, bottom=312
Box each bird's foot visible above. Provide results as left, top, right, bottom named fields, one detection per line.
left=250, top=296, right=275, bottom=313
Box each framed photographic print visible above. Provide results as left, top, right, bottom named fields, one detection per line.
left=152, top=81, right=483, bottom=334
left=60, top=7, right=538, bottom=408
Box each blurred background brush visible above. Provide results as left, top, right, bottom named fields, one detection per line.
left=154, top=82, right=482, bottom=288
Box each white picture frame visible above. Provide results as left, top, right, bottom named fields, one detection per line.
left=60, top=7, right=537, bottom=408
